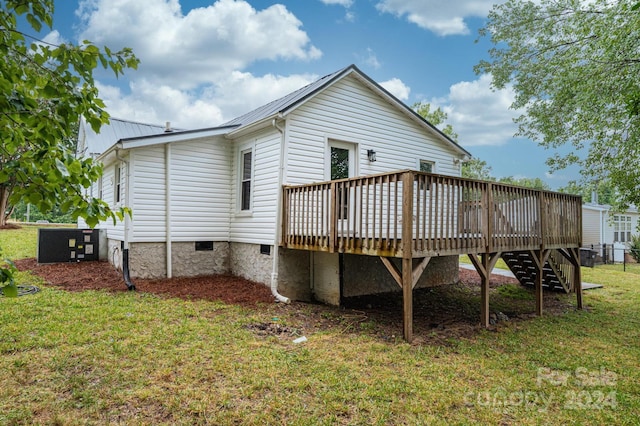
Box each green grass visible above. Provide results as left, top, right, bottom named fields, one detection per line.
left=0, top=223, right=75, bottom=260
left=1, top=229, right=639, bottom=425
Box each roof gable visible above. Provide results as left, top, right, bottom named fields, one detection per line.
left=223, top=64, right=470, bottom=157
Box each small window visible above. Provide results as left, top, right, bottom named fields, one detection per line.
left=115, top=164, right=123, bottom=204
left=195, top=241, right=214, bottom=251
left=419, top=160, right=434, bottom=173
left=240, top=149, right=252, bottom=211
left=260, top=244, right=271, bottom=255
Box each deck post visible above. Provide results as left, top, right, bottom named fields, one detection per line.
left=570, top=247, right=583, bottom=309
left=401, top=171, right=414, bottom=343
left=531, top=249, right=551, bottom=316
left=329, top=181, right=337, bottom=253
left=468, top=252, right=501, bottom=327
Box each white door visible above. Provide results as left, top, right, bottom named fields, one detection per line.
left=327, top=141, right=357, bottom=226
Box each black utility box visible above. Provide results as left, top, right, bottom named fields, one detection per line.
left=579, top=248, right=597, bottom=268
left=37, top=228, right=100, bottom=263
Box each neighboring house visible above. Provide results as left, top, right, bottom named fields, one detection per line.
left=78, top=64, right=471, bottom=303
left=582, top=203, right=639, bottom=262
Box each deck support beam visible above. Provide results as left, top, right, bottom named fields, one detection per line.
left=468, top=252, right=501, bottom=327
left=556, top=247, right=583, bottom=310
left=529, top=250, right=551, bottom=316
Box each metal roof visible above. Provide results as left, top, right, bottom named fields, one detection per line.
left=222, top=65, right=350, bottom=127
left=80, top=117, right=170, bottom=155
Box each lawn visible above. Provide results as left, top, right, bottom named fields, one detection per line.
left=1, top=227, right=639, bottom=425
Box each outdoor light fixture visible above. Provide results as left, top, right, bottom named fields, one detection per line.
left=367, top=149, right=377, bottom=162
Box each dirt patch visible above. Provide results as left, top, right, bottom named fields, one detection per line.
left=14, top=258, right=578, bottom=344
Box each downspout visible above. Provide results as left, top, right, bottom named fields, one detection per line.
left=270, top=117, right=291, bottom=303
left=165, top=143, right=172, bottom=278
left=115, top=148, right=136, bottom=291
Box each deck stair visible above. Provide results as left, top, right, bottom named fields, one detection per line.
left=501, top=251, right=572, bottom=293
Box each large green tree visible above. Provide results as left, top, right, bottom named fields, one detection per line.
left=476, top=0, right=640, bottom=211
left=0, top=1, right=138, bottom=295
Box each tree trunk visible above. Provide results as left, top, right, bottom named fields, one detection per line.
left=0, top=187, right=12, bottom=227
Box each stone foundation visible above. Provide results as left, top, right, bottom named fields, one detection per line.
left=229, top=243, right=312, bottom=302
left=171, top=241, right=229, bottom=277
left=105, top=238, right=457, bottom=304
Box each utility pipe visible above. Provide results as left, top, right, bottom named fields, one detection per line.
left=270, top=117, right=290, bottom=303
left=115, top=148, right=136, bottom=291
left=165, top=143, right=173, bottom=278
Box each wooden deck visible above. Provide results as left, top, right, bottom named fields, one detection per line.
left=282, top=170, right=583, bottom=342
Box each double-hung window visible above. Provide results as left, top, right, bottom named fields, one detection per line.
left=613, top=215, right=632, bottom=243
left=240, top=149, right=252, bottom=211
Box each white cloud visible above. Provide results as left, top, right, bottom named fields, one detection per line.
left=41, top=30, right=66, bottom=46
left=361, top=48, right=381, bottom=69
left=98, top=73, right=318, bottom=129
left=71, top=0, right=323, bottom=128
left=380, top=78, right=410, bottom=101
left=77, top=0, right=321, bottom=88
left=320, top=0, right=354, bottom=6
left=376, top=0, right=502, bottom=36
left=429, top=74, right=522, bottom=147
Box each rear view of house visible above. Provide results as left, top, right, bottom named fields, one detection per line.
left=79, top=65, right=583, bottom=342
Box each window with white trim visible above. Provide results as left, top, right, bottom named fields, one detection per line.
left=613, top=215, right=632, bottom=242
left=114, top=163, right=123, bottom=204
left=240, top=148, right=252, bottom=211
left=419, top=160, right=434, bottom=173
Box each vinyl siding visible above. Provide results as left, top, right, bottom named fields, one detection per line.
left=169, top=138, right=231, bottom=241
left=582, top=208, right=602, bottom=246
left=130, top=146, right=166, bottom=242
left=285, top=75, right=461, bottom=185
left=229, top=128, right=281, bottom=244
left=96, top=161, right=125, bottom=240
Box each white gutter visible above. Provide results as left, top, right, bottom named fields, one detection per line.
left=270, top=117, right=291, bottom=304
left=165, top=143, right=173, bottom=278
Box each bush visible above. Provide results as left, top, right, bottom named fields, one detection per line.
left=630, top=234, right=640, bottom=262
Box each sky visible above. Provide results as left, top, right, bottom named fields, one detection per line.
left=38, top=0, right=581, bottom=189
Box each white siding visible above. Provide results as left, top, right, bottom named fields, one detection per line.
left=285, top=75, right=462, bottom=185
left=230, top=128, right=281, bottom=244
left=582, top=208, right=602, bottom=246
left=97, top=161, right=125, bottom=240
left=130, top=146, right=166, bottom=242
left=170, top=138, right=232, bottom=241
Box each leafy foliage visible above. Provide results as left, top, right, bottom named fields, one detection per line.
left=629, top=234, right=640, bottom=262
left=0, top=0, right=138, bottom=294
left=476, top=0, right=640, bottom=211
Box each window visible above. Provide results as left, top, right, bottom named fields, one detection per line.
left=614, top=215, right=632, bottom=243
left=240, top=149, right=252, bottom=211
left=419, top=160, right=434, bottom=173
left=115, top=163, right=123, bottom=204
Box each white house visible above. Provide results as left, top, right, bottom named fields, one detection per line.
left=582, top=202, right=639, bottom=262
left=78, top=64, right=474, bottom=303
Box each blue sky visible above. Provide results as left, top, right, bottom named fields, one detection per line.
left=41, top=0, right=580, bottom=189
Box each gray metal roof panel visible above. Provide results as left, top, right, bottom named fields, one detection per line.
left=81, top=118, right=170, bottom=155
left=222, top=65, right=351, bottom=127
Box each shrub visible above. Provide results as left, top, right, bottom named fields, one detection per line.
left=629, top=234, right=640, bottom=262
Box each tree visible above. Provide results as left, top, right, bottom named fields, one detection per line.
left=476, top=0, right=640, bottom=211
left=461, top=158, right=493, bottom=181
left=0, top=1, right=138, bottom=295
left=496, top=176, right=550, bottom=191
left=559, top=180, right=616, bottom=205
left=413, top=102, right=458, bottom=141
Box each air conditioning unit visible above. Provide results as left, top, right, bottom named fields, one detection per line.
left=37, top=228, right=100, bottom=264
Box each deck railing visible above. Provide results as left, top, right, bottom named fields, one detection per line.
left=282, top=170, right=582, bottom=258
